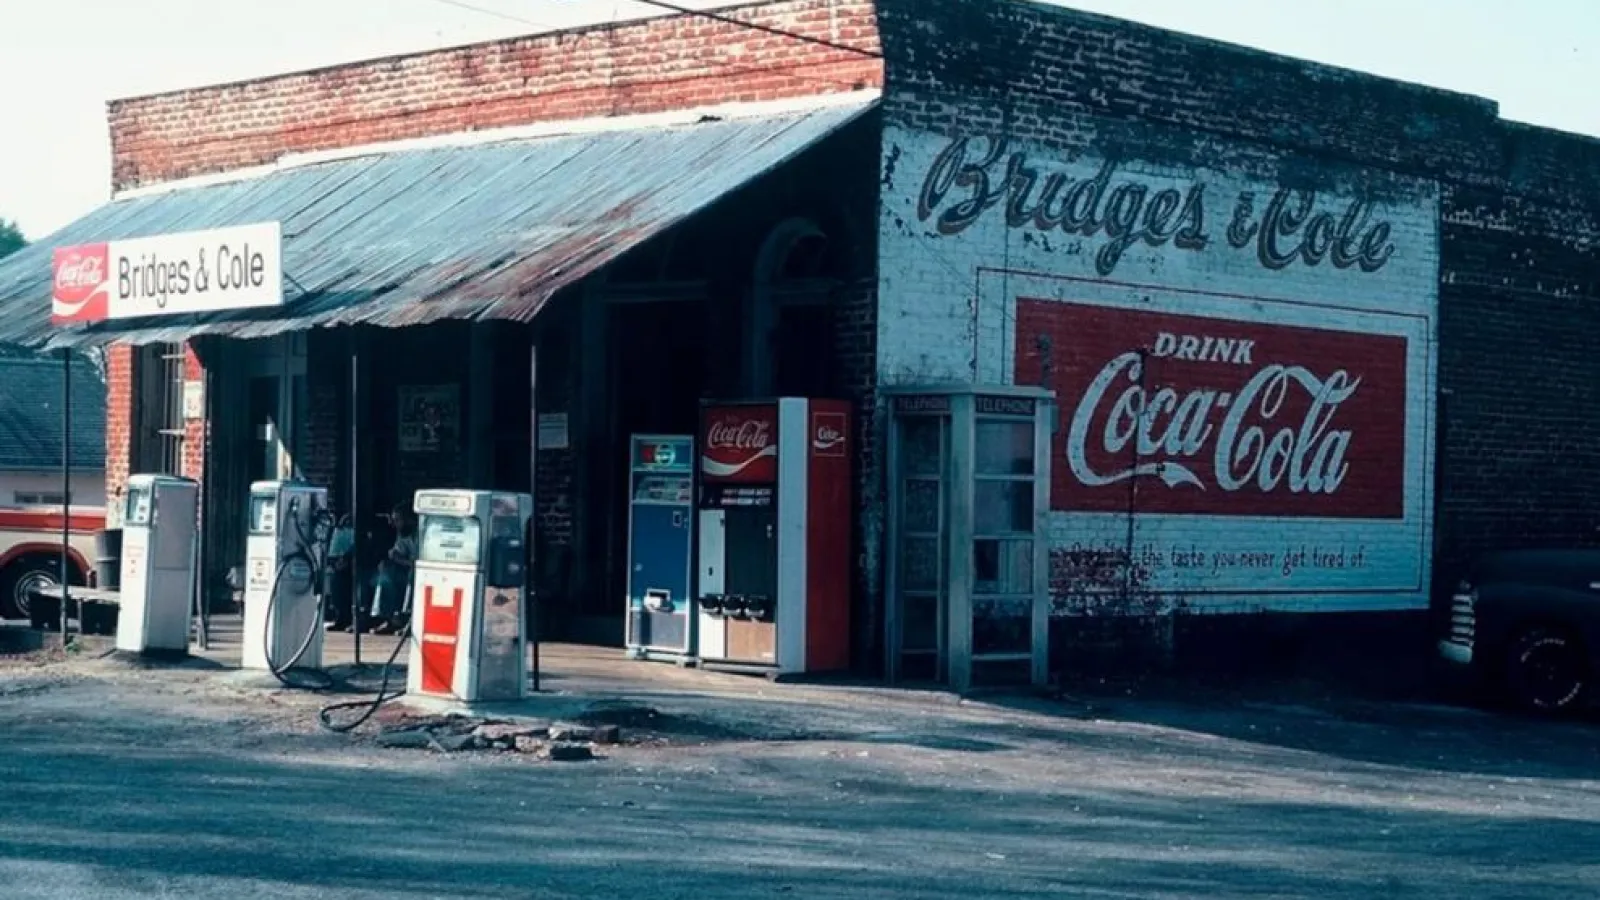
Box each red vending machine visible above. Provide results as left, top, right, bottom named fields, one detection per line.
left=695, top=397, right=852, bottom=676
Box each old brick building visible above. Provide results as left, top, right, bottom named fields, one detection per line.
left=0, top=0, right=1595, bottom=684
left=869, top=0, right=1600, bottom=675
left=0, top=0, right=886, bottom=646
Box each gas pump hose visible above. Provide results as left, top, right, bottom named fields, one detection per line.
left=315, top=622, right=411, bottom=734
left=258, top=499, right=422, bottom=733
left=263, top=504, right=339, bottom=692
left=263, top=549, right=336, bottom=692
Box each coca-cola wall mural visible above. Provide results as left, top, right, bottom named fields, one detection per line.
left=879, top=125, right=1440, bottom=613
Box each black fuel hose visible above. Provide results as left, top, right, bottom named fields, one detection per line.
left=262, top=502, right=341, bottom=691
left=262, top=549, right=335, bottom=691
left=316, top=623, right=412, bottom=734
left=253, top=499, right=417, bottom=733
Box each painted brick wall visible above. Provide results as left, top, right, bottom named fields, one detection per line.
left=108, top=0, right=882, bottom=191
left=875, top=0, right=1441, bottom=618
left=875, top=0, right=1501, bottom=188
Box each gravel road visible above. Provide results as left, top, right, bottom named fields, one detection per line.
left=2, top=648, right=1598, bottom=899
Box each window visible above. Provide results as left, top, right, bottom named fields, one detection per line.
left=134, top=342, right=187, bottom=476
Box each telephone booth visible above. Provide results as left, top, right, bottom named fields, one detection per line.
left=884, top=385, right=1055, bottom=692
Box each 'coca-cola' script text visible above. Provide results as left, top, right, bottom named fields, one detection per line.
left=701, top=408, right=779, bottom=482
left=1014, top=299, right=1408, bottom=519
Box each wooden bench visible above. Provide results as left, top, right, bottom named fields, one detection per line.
left=28, top=585, right=122, bottom=635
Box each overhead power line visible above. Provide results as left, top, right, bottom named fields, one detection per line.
left=624, top=0, right=882, bottom=58
left=423, top=0, right=552, bottom=29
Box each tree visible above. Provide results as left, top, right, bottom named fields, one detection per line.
left=0, top=218, right=22, bottom=260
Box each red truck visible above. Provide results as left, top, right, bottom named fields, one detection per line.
left=0, top=506, right=105, bottom=620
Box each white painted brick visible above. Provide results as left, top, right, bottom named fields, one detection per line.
left=876, top=123, right=1440, bottom=614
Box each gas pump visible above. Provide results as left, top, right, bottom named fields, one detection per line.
left=115, top=474, right=199, bottom=657
left=407, top=489, right=532, bottom=704
left=242, top=480, right=330, bottom=675
left=623, top=434, right=696, bottom=662
left=695, top=398, right=853, bottom=677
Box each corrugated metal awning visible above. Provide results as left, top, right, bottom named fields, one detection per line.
left=0, top=95, right=877, bottom=349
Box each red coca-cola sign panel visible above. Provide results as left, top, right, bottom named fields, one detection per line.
left=1014, top=299, right=1408, bottom=519
left=701, top=404, right=778, bottom=483
left=51, top=243, right=111, bottom=324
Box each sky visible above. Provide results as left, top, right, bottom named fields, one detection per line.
left=0, top=0, right=1594, bottom=240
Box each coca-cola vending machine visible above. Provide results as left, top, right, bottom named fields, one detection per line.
left=695, top=398, right=852, bottom=676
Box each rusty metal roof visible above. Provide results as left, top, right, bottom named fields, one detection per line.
left=0, top=96, right=876, bottom=349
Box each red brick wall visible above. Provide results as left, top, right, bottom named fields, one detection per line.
left=180, top=346, right=205, bottom=483
left=103, top=345, right=132, bottom=521
left=103, top=341, right=206, bottom=509
left=108, top=0, right=881, bottom=190
left=831, top=277, right=880, bottom=666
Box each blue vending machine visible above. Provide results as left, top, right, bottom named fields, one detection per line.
left=624, top=434, right=696, bottom=661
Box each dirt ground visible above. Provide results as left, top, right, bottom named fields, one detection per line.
left=2, top=644, right=1598, bottom=899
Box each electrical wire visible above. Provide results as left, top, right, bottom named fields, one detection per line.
left=622, top=0, right=882, bottom=58
left=420, top=0, right=553, bottom=28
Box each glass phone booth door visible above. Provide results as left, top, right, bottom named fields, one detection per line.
left=886, top=386, right=1054, bottom=693
left=887, top=399, right=949, bottom=683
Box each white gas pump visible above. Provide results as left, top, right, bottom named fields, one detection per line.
left=242, top=480, right=330, bottom=674
left=407, top=489, right=532, bottom=704
left=115, top=474, right=199, bottom=657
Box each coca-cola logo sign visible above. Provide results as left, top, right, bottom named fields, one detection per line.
left=1015, top=299, right=1408, bottom=519
left=51, top=244, right=111, bottom=323
left=701, top=406, right=778, bottom=482
left=47, top=223, right=284, bottom=326
left=812, top=411, right=847, bottom=457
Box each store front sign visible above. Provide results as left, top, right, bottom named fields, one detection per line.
left=51, top=221, right=283, bottom=325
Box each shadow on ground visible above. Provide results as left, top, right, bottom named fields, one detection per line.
left=981, top=670, right=1600, bottom=783
left=3, top=720, right=1598, bottom=899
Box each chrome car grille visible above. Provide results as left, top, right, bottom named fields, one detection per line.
left=1446, top=589, right=1476, bottom=650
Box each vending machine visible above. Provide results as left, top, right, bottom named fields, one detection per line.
left=695, top=398, right=852, bottom=676
left=115, top=474, right=199, bottom=657
left=623, top=434, right=696, bottom=662
left=407, top=489, right=532, bottom=704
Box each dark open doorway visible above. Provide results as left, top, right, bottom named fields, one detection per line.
left=587, top=298, right=709, bottom=643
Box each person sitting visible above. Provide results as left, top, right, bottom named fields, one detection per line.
left=323, top=519, right=356, bottom=631
left=370, top=505, right=417, bottom=635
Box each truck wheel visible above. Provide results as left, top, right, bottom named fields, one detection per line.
left=0, top=557, right=62, bottom=621
left=1505, top=627, right=1589, bottom=714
